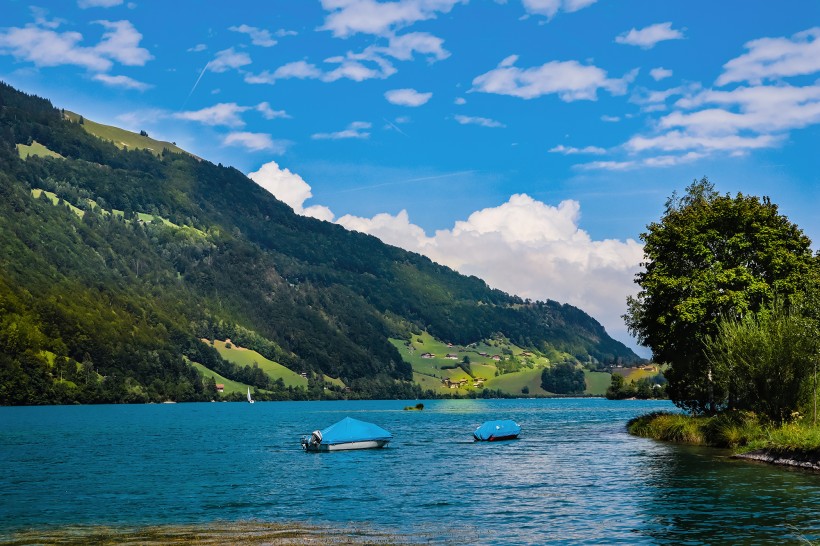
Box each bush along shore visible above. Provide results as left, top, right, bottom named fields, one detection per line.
left=628, top=411, right=820, bottom=471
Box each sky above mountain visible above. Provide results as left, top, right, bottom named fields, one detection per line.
left=2, top=0, right=819, bottom=356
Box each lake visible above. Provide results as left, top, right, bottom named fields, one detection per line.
left=1, top=398, right=819, bottom=544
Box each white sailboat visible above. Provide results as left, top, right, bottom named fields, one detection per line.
left=247, top=386, right=255, bottom=404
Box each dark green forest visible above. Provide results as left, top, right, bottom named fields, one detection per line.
left=0, top=81, right=640, bottom=405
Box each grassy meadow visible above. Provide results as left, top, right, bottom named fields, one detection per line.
left=63, top=110, right=189, bottom=156
left=392, top=331, right=612, bottom=397
left=189, top=361, right=251, bottom=395
left=17, top=140, right=63, bottom=160
left=208, top=339, right=308, bottom=389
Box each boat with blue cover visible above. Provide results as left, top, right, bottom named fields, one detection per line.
left=473, top=419, right=521, bottom=441
left=301, top=416, right=393, bottom=452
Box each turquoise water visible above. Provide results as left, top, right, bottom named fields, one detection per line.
left=2, top=398, right=819, bottom=544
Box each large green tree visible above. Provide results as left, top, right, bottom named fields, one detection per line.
left=624, top=178, right=817, bottom=414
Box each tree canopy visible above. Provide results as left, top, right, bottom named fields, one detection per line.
left=624, top=178, right=818, bottom=414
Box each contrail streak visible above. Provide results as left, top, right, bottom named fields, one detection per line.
left=382, top=117, right=408, bottom=137
left=324, top=170, right=477, bottom=195
left=181, top=62, right=210, bottom=110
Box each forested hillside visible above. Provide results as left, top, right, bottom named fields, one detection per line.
left=0, top=82, right=640, bottom=404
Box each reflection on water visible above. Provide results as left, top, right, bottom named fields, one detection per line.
left=639, top=444, right=820, bottom=545
left=1, top=399, right=819, bottom=544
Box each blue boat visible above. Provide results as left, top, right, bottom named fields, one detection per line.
left=473, top=419, right=521, bottom=441
left=301, top=417, right=393, bottom=452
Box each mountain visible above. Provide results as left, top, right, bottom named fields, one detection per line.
left=0, top=82, right=641, bottom=405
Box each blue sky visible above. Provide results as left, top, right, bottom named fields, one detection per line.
left=2, top=0, right=819, bottom=356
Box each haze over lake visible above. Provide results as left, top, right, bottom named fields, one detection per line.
left=3, top=399, right=819, bottom=544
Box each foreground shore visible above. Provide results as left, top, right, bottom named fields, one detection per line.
left=0, top=521, right=455, bottom=545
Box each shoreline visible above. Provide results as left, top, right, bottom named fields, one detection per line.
left=733, top=449, right=820, bottom=472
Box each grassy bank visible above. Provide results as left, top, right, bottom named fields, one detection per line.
left=628, top=411, right=820, bottom=454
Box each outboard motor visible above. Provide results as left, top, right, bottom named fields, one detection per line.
left=301, top=429, right=323, bottom=450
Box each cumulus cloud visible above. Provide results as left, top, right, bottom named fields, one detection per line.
left=472, top=55, right=635, bottom=101
left=223, top=132, right=289, bottom=153
left=650, top=67, right=673, bottom=81
left=93, top=73, right=150, bottom=90
left=0, top=18, right=152, bottom=73
left=616, top=22, right=685, bottom=49
left=248, top=161, right=334, bottom=221
left=337, top=194, right=643, bottom=343
left=549, top=144, right=605, bottom=154
left=621, top=83, right=820, bottom=156
left=229, top=24, right=278, bottom=47
left=385, top=88, right=432, bottom=106
left=256, top=102, right=291, bottom=120
left=78, top=0, right=123, bottom=7
left=520, top=0, right=598, bottom=19
left=312, top=121, right=372, bottom=139
left=207, top=47, right=251, bottom=73
left=576, top=152, right=703, bottom=170
left=718, top=27, right=820, bottom=86
left=174, top=103, right=250, bottom=127
left=319, top=0, right=464, bottom=38
left=381, top=32, right=449, bottom=61
left=454, top=115, right=506, bottom=128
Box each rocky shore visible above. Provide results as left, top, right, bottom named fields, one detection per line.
left=733, top=449, right=820, bottom=471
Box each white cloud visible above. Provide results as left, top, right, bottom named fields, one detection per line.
left=248, top=161, right=334, bottom=221
left=650, top=67, right=673, bottom=81
left=256, top=102, right=291, bottom=120
left=0, top=18, right=152, bottom=72
left=454, top=115, right=506, bottom=128
left=385, top=88, right=432, bottom=106
left=381, top=32, right=449, bottom=61
left=621, top=84, right=820, bottom=156
left=93, top=20, right=152, bottom=65
left=338, top=194, right=643, bottom=343
left=245, top=60, right=323, bottom=84
left=718, top=27, right=820, bottom=86
left=93, top=73, right=150, bottom=90
left=229, top=24, right=278, bottom=47
left=208, top=47, right=251, bottom=73
left=319, top=0, right=464, bottom=38
left=668, top=84, right=820, bottom=135
left=472, top=56, right=635, bottom=101
left=323, top=54, right=396, bottom=81
left=454, top=97, right=466, bottom=105
left=577, top=153, right=703, bottom=170
left=78, top=0, right=123, bottom=7
left=549, top=144, right=606, bottom=154
left=174, top=103, right=250, bottom=127
left=188, top=43, right=207, bottom=52
left=616, top=22, right=684, bottom=49
left=601, top=114, right=620, bottom=122
left=312, top=121, right=372, bottom=139
left=223, top=132, right=289, bottom=153
left=521, top=0, right=598, bottom=18
left=576, top=160, right=636, bottom=171
left=626, top=131, right=780, bottom=153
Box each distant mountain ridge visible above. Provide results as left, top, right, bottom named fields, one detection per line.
left=0, top=81, right=641, bottom=404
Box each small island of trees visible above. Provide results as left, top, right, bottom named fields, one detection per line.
left=625, top=178, right=820, bottom=460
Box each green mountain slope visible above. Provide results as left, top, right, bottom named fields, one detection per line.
left=0, top=82, right=641, bottom=405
